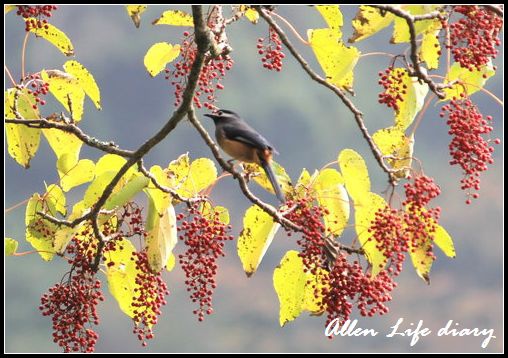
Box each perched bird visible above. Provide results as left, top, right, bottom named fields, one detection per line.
left=204, top=109, right=285, bottom=203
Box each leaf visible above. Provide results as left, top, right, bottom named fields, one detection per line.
left=244, top=8, right=259, bottom=24
left=316, top=5, right=343, bottom=34
left=442, top=61, right=496, bottom=101
left=143, top=165, right=172, bottom=216
left=105, top=239, right=138, bottom=318
left=408, top=237, right=433, bottom=284
left=372, top=127, right=414, bottom=178
left=312, top=168, right=349, bottom=236
left=5, top=238, right=18, bottom=256
left=63, top=60, right=102, bottom=109
left=433, top=224, right=456, bottom=258
left=166, top=153, right=190, bottom=189
left=57, top=155, right=95, bottom=192
left=420, top=23, right=441, bottom=70
left=25, top=194, right=56, bottom=261
left=28, top=19, right=74, bottom=56
left=146, top=203, right=178, bottom=272
left=200, top=202, right=230, bottom=225
left=126, top=5, right=147, bottom=28
left=105, top=175, right=149, bottom=210
left=391, top=5, right=441, bottom=44
left=354, top=192, right=388, bottom=277
left=166, top=253, right=176, bottom=272
left=294, top=168, right=314, bottom=199
left=5, top=88, right=41, bottom=168
left=144, top=42, right=181, bottom=77
left=45, top=184, right=66, bottom=216
left=243, top=161, right=292, bottom=197
left=177, top=157, right=217, bottom=198
left=238, top=205, right=281, bottom=276
left=152, top=10, right=193, bottom=26
left=349, top=5, right=395, bottom=43
left=338, top=149, right=370, bottom=202
left=41, top=70, right=85, bottom=121
left=5, top=5, right=16, bottom=14
left=83, top=171, right=116, bottom=207
left=308, top=28, right=360, bottom=91
left=42, top=127, right=83, bottom=165
left=95, top=154, right=128, bottom=177
left=53, top=226, right=77, bottom=254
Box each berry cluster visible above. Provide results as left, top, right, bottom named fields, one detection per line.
left=131, top=251, right=170, bottom=346
left=15, top=5, right=57, bottom=32
left=377, top=67, right=407, bottom=112
left=177, top=204, right=234, bottom=321
left=320, top=254, right=395, bottom=331
left=445, top=6, right=503, bottom=71
left=440, top=98, right=500, bottom=203
left=22, top=73, right=49, bottom=110
left=257, top=27, right=285, bottom=71
left=39, top=238, right=103, bottom=353
left=165, top=31, right=234, bottom=110
left=283, top=198, right=328, bottom=274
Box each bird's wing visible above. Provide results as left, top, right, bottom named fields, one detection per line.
left=222, top=123, right=274, bottom=151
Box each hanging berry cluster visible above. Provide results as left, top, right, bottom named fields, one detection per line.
left=440, top=97, right=500, bottom=204
left=165, top=31, right=234, bottom=110
left=21, top=73, right=50, bottom=110
left=257, top=27, right=285, bottom=71
left=444, top=6, right=503, bottom=71
left=15, top=5, right=57, bottom=32
left=377, top=67, right=407, bottom=112
left=39, top=237, right=103, bottom=353
left=177, top=204, right=234, bottom=321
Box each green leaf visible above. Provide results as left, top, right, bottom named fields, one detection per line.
left=5, top=88, right=41, bottom=168
left=63, top=60, right=102, bottom=110
left=144, top=42, right=181, bottom=77
left=338, top=149, right=370, bottom=202
left=105, top=175, right=149, bottom=210
left=25, top=194, right=56, bottom=261
left=57, top=155, right=95, bottom=192
left=28, top=19, right=74, bottom=56
left=146, top=203, right=178, bottom=272
left=443, top=61, right=496, bottom=101
left=126, top=5, right=147, bottom=28
left=41, top=70, right=85, bottom=121
left=45, top=184, right=67, bottom=216
left=238, top=205, right=281, bottom=276
left=312, top=168, right=349, bottom=237
left=349, top=6, right=395, bottom=43
left=152, top=10, right=194, bottom=26
left=5, top=238, right=18, bottom=256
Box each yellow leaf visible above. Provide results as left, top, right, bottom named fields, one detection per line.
left=64, top=60, right=102, bottom=110
left=143, top=165, right=172, bottom=216
left=391, top=5, right=441, bottom=44
left=177, top=157, right=217, bottom=198
left=5, top=238, right=18, bottom=256
left=42, top=127, right=83, bottom=165
left=354, top=192, right=387, bottom=277
left=5, top=88, right=41, bottom=168
left=238, top=205, right=280, bottom=276
left=146, top=203, right=178, bottom=272
left=53, top=226, right=77, bottom=254
left=25, top=194, right=56, bottom=261
left=28, top=19, right=74, bottom=56
left=244, top=8, right=259, bottom=24
left=443, top=60, right=496, bottom=101
left=152, top=10, right=193, bottom=26
left=5, top=5, right=15, bottom=14
left=408, top=237, right=433, bottom=284
left=41, top=70, right=85, bottom=121
left=44, top=184, right=66, bottom=216
left=338, top=149, right=370, bottom=202
left=294, top=168, right=313, bottom=199
left=434, top=224, right=456, bottom=258
left=420, top=24, right=441, bottom=70
left=308, top=28, right=360, bottom=91
left=302, top=266, right=328, bottom=314
left=83, top=170, right=116, bottom=207
left=95, top=154, right=127, bottom=177
left=312, top=168, right=349, bottom=237
left=349, top=5, right=395, bottom=43
left=57, top=155, right=95, bottom=192
left=199, top=202, right=230, bottom=225
left=105, top=175, right=149, bottom=210
left=166, top=253, right=176, bottom=272
left=316, top=5, right=343, bottom=34
left=144, top=42, right=181, bottom=77
left=372, top=127, right=414, bottom=178
left=243, top=161, right=292, bottom=197
left=166, top=153, right=190, bottom=189
left=126, top=5, right=147, bottom=28
left=273, top=250, right=307, bottom=326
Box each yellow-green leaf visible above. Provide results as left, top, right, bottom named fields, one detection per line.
left=5, top=88, right=41, bottom=168
left=41, top=70, right=85, bottom=121
left=144, top=42, right=181, bottom=77
left=391, top=5, right=441, bottom=44
left=199, top=202, right=230, bottom=225
left=28, top=19, right=74, bottom=56
left=238, top=205, right=281, bottom=276
left=42, top=127, right=83, bottom=165
left=349, top=5, right=395, bottom=43
left=243, top=161, right=292, bottom=198
left=372, top=126, right=414, bottom=178
left=294, top=168, right=313, bottom=199
left=25, top=194, right=55, bottom=261
left=153, top=10, right=193, bottom=26
left=83, top=170, right=116, bottom=207
left=143, top=165, right=172, bottom=216
left=244, top=8, right=259, bottom=24
left=434, top=224, right=455, bottom=258
left=177, top=157, right=217, bottom=198
left=443, top=60, right=496, bottom=101
left=126, top=5, right=147, bottom=28
left=316, top=5, right=343, bottom=34
left=420, top=24, right=441, bottom=70
left=105, top=175, right=149, bottom=210
left=53, top=226, right=77, bottom=254
left=354, top=192, right=387, bottom=277
left=5, top=238, right=18, bottom=256
left=45, top=184, right=66, bottom=216
left=57, top=155, right=95, bottom=192
left=308, top=28, right=360, bottom=91
left=95, top=154, right=127, bottom=177
left=63, top=60, right=101, bottom=110
left=338, top=149, right=370, bottom=202
left=146, top=203, right=178, bottom=272
left=312, top=168, right=349, bottom=236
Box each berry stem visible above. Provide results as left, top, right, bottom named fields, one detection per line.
left=21, top=31, right=30, bottom=81
left=268, top=11, right=309, bottom=45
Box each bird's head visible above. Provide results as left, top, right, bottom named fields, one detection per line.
left=204, top=109, right=240, bottom=123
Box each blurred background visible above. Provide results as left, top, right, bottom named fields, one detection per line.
left=4, top=5, right=503, bottom=353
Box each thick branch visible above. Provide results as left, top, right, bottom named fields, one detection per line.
left=257, top=7, right=397, bottom=185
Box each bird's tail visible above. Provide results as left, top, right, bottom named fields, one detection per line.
left=260, top=160, right=285, bottom=203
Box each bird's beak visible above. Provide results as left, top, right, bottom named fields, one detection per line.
left=204, top=113, right=217, bottom=119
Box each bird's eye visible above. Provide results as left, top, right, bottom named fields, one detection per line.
left=217, top=111, right=223, bottom=116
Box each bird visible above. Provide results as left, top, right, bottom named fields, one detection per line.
left=204, top=109, right=285, bottom=203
